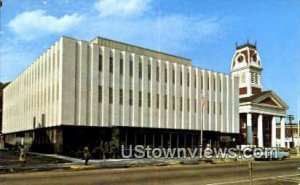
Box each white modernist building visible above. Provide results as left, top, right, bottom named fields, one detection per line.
left=3, top=36, right=239, bottom=154
left=231, top=43, right=288, bottom=148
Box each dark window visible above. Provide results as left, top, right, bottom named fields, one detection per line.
left=180, top=71, right=182, bottom=85
left=129, top=90, right=133, bottom=105
left=157, top=66, right=159, bottom=82
left=187, top=98, right=190, bottom=112
left=213, top=102, right=215, bottom=114
left=139, top=62, right=142, bottom=79
left=109, top=88, right=113, bottom=104
left=139, top=91, right=142, bottom=107
left=219, top=102, right=222, bottom=115
left=180, top=97, right=183, bottom=111
left=173, top=96, right=175, bottom=110
left=207, top=101, right=209, bottom=114
left=201, top=76, right=203, bottom=90
left=148, top=64, right=151, bottom=80
left=99, top=86, right=102, bottom=103
left=172, top=70, right=175, bottom=84
left=165, top=68, right=167, bottom=83
left=120, top=57, right=123, bottom=75
left=120, top=89, right=123, bottom=104
left=99, top=54, right=102, bottom=71
left=130, top=58, right=133, bottom=77
left=219, top=79, right=222, bottom=92
left=207, top=77, right=210, bottom=90
left=148, top=93, right=151, bottom=108
left=213, top=78, right=216, bottom=91
left=109, top=56, right=113, bottom=73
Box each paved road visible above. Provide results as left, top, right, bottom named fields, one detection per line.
left=0, top=160, right=300, bottom=185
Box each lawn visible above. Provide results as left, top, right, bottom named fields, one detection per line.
left=0, top=150, right=69, bottom=167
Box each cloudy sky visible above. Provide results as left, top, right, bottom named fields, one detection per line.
left=0, top=0, right=299, bottom=119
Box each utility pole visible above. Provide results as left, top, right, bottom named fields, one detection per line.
left=248, top=161, right=253, bottom=185
left=287, top=115, right=294, bottom=148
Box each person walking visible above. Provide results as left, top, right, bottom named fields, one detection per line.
left=83, top=146, right=91, bottom=165
left=19, top=145, right=26, bottom=167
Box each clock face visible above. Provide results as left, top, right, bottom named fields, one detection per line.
left=237, top=55, right=244, bottom=63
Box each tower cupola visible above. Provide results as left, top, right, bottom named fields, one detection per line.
left=230, top=42, right=263, bottom=97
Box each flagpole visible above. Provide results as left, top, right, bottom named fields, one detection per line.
left=297, top=97, right=300, bottom=156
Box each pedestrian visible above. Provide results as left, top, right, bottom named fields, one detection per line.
left=83, top=146, right=91, bottom=165
left=19, top=144, right=26, bottom=167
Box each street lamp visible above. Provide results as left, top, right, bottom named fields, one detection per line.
left=287, top=115, right=294, bottom=148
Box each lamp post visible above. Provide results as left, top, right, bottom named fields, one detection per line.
left=297, top=97, right=300, bottom=156
left=287, top=115, right=294, bottom=148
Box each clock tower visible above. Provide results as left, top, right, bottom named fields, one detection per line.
left=230, top=42, right=263, bottom=98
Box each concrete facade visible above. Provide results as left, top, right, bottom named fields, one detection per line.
left=2, top=36, right=239, bottom=154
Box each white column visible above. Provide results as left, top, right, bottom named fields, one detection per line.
left=280, top=117, right=286, bottom=147
left=257, top=114, right=263, bottom=147
left=246, top=113, right=253, bottom=145
left=271, top=116, right=277, bottom=147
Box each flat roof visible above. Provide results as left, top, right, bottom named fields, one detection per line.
left=90, top=36, right=191, bottom=66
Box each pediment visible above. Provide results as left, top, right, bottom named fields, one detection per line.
left=255, top=92, right=288, bottom=109
left=240, top=91, right=288, bottom=109
left=258, top=97, right=281, bottom=107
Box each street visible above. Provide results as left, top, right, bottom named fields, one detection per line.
left=0, top=159, right=300, bottom=185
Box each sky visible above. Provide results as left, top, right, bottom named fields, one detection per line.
left=0, top=0, right=299, bottom=121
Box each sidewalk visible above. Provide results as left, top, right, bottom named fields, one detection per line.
left=1, top=151, right=299, bottom=174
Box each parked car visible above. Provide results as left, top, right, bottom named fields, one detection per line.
left=254, top=148, right=289, bottom=160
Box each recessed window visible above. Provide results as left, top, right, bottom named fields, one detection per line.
left=99, top=54, right=102, bottom=71
left=165, top=68, right=167, bottom=83
left=180, top=71, right=183, bottom=85
left=213, top=78, right=216, bottom=91
left=109, top=56, right=113, bottom=73
left=148, top=64, right=151, bottom=80
left=109, top=88, right=113, bottom=104
left=237, top=55, right=244, bottom=63
left=207, top=101, right=209, bottom=114
left=129, top=59, right=133, bottom=76
left=157, top=66, right=160, bottom=82
left=129, top=90, right=133, bottom=105
left=172, top=70, right=175, bottom=84
left=173, top=96, right=175, bottom=110
left=120, top=89, right=123, bottom=105
left=120, top=55, right=123, bottom=75
left=207, top=77, right=210, bottom=90
left=180, top=97, right=183, bottom=111
left=139, top=62, right=142, bottom=79
left=139, top=91, right=142, bottom=107
left=99, top=86, right=102, bottom=103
